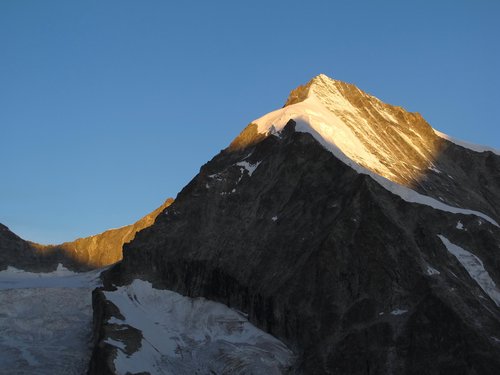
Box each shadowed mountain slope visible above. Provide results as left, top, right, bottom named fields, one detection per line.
left=0, top=223, right=66, bottom=272
left=91, top=76, right=500, bottom=374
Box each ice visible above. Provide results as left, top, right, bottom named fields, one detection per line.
left=104, top=279, right=294, bottom=375
left=0, top=265, right=102, bottom=290
left=438, top=235, right=500, bottom=307
left=0, top=267, right=102, bottom=374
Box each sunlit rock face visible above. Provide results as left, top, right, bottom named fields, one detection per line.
left=280, top=74, right=442, bottom=185
left=93, top=75, right=500, bottom=375
left=0, top=199, right=173, bottom=271
left=52, top=198, right=174, bottom=268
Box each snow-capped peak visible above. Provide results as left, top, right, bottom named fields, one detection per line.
left=250, top=74, right=499, bottom=227
left=256, top=74, right=438, bottom=185
left=255, top=74, right=499, bottom=185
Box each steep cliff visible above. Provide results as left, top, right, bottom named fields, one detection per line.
left=91, top=75, right=500, bottom=374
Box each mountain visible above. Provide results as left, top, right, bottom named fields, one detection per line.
left=0, top=199, right=173, bottom=271
left=0, top=223, right=67, bottom=272
left=83, top=75, right=500, bottom=373
left=51, top=198, right=174, bottom=268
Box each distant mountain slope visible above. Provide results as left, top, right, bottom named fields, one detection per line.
left=0, top=198, right=173, bottom=271
left=0, top=223, right=65, bottom=272
left=92, top=75, right=500, bottom=374
left=52, top=198, right=174, bottom=268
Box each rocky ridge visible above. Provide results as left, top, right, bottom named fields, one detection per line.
left=0, top=199, right=173, bottom=271
left=51, top=198, right=174, bottom=268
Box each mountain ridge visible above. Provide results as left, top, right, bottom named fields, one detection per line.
left=0, top=198, right=173, bottom=271
left=90, top=75, right=500, bottom=374
left=49, top=198, right=174, bottom=267
left=252, top=74, right=500, bottom=223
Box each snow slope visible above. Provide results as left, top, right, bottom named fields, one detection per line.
left=0, top=266, right=102, bottom=374
left=438, top=235, right=500, bottom=307
left=103, top=279, right=294, bottom=375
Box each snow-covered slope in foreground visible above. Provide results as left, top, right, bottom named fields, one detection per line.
left=103, top=279, right=294, bottom=375
left=0, top=266, right=102, bottom=375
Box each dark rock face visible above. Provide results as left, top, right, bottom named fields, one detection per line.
left=88, top=285, right=144, bottom=375
left=0, top=223, right=82, bottom=272
left=92, top=120, right=500, bottom=374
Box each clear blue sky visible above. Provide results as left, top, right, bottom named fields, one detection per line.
left=1, top=0, right=499, bottom=244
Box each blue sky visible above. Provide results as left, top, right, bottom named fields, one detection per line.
left=1, top=0, right=499, bottom=244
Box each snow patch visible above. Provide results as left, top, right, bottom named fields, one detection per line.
left=208, top=173, right=223, bottom=181
left=426, top=265, right=440, bottom=276
left=438, top=235, right=500, bottom=307
left=272, top=216, right=278, bottom=222
left=456, top=221, right=464, bottom=230
left=105, top=338, right=127, bottom=351
left=236, top=161, right=261, bottom=177
left=390, top=309, right=408, bottom=316
left=428, top=165, right=442, bottom=174
left=104, top=279, right=294, bottom=375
